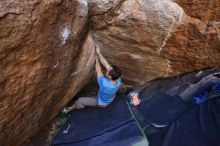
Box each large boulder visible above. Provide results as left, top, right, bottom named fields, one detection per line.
left=90, top=0, right=220, bottom=86
left=1, top=0, right=220, bottom=145
left=0, top=0, right=95, bottom=145
left=163, top=0, right=220, bottom=76
left=174, top=0, right=220, bottom=21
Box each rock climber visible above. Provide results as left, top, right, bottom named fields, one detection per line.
left=62, top=46, right=122, bottom=113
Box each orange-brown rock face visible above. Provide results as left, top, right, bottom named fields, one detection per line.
left=0, top=0, right=95, bottom=145
left=164, top=0, right=220, bottom=74
left=174, top=0, right=220, bottom=21
left=90, top=0, right=220, bottom=86
left=1, top=0, right=220, bottom=145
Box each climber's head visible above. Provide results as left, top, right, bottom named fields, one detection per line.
left=106, top=66, right=122, bottom=81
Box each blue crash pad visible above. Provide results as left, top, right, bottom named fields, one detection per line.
left=52, top=87, right=220, bottom=146
left=52, top=96, right=148, bottom=146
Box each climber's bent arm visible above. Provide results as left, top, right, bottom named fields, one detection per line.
left=95, top=58, right=103, bottom=77
left=96, top=46, right=112, bottom=70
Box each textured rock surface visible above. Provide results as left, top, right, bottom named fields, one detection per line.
left=91, top=0, right=220, bottom=86
left=164, top=0, right=220, bottom=74
left=1, top=0, right=220, bottom=145
left=174, top=0, right=220, bottom=21
left=0, top=0, right=95, bottom=145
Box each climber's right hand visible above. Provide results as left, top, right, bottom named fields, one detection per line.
left=95, top=46, right=101, bottom=54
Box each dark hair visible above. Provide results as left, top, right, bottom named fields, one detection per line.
left=109, top=66, right=122, bottom=81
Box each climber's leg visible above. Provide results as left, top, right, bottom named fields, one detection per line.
left=74, top=97, right=98, bottom=109
left=62, top=97, right=97, bottom=113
